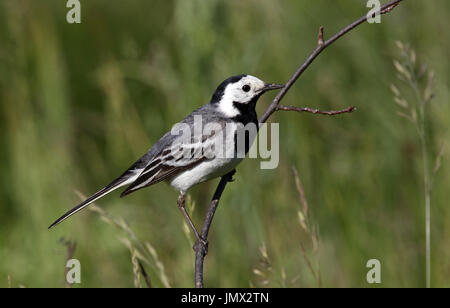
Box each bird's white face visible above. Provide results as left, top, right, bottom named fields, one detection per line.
left=223, top=75, right=266, bottom=103
left=218, top=75, right=267, bottom=117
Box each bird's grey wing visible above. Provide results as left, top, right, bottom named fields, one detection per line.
left=121, top=105, right=228, bottom=196
left=120, top=123, right=223, bottom=196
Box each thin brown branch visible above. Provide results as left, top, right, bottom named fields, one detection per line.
left=259, top=0, right=404, bottom=124
left=277, top=105, right=356, bottom=116
left=194, top=0, right=405, bottom=288
left=381, top=1, right=401, bottom=14
left=194, top=170, right=235, bottom=288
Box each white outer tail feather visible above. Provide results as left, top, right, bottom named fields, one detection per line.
left=48, top=171, right=141, bottom=229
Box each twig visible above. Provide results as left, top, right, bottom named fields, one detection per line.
left=194, top=0, right=405, bottom=288
left=194, top=170, right=235, bottom=288
left=259, top=0, right=404, bottom=124
left=277, top=105, right=356, bottom=116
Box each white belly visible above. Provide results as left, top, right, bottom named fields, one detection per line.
left=169, top=157, right=243, bottom=192
left=169, top=121, right=255, bottom=192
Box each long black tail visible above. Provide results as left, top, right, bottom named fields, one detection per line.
left=48, top=174, right=136, bottom=229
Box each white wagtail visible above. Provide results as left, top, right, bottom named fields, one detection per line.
left=49, top=74, right=283, bottom=243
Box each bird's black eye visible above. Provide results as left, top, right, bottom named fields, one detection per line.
left=242, top=85, right=251, bottom=92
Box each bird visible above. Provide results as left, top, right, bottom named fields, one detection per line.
left=49, top=74, right=283, bottom=244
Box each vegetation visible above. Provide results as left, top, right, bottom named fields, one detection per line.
left=0, top=0, right=449, bottom=287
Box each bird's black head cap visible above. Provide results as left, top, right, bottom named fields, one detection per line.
left=210, top=74, right=247, bottom=104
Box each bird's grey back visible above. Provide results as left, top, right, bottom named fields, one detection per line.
left=129, top=103, right=227, bottom=171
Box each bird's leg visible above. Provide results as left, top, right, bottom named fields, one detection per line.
left=177, top=192, right=208, bottom=252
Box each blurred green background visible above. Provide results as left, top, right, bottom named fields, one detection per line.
left=0, top=0, right=449, bottom=288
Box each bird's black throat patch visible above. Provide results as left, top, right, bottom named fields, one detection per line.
left=231, top=95, right=260, bottom=126
left=231, top=96, right=261, bottom=156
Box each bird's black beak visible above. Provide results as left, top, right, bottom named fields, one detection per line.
left=260, top=83, right=284, bottom=93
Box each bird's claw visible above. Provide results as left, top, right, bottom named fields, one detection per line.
left=226, top=169, right=236, bottom=182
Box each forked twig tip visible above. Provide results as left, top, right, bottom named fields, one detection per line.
left=318, top=26, right=325, bottom=46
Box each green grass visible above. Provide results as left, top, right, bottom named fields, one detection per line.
left=0, top=0, right=449, bottom=287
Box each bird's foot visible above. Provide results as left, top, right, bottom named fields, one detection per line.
left=226, top=169, right=237, bottom=182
